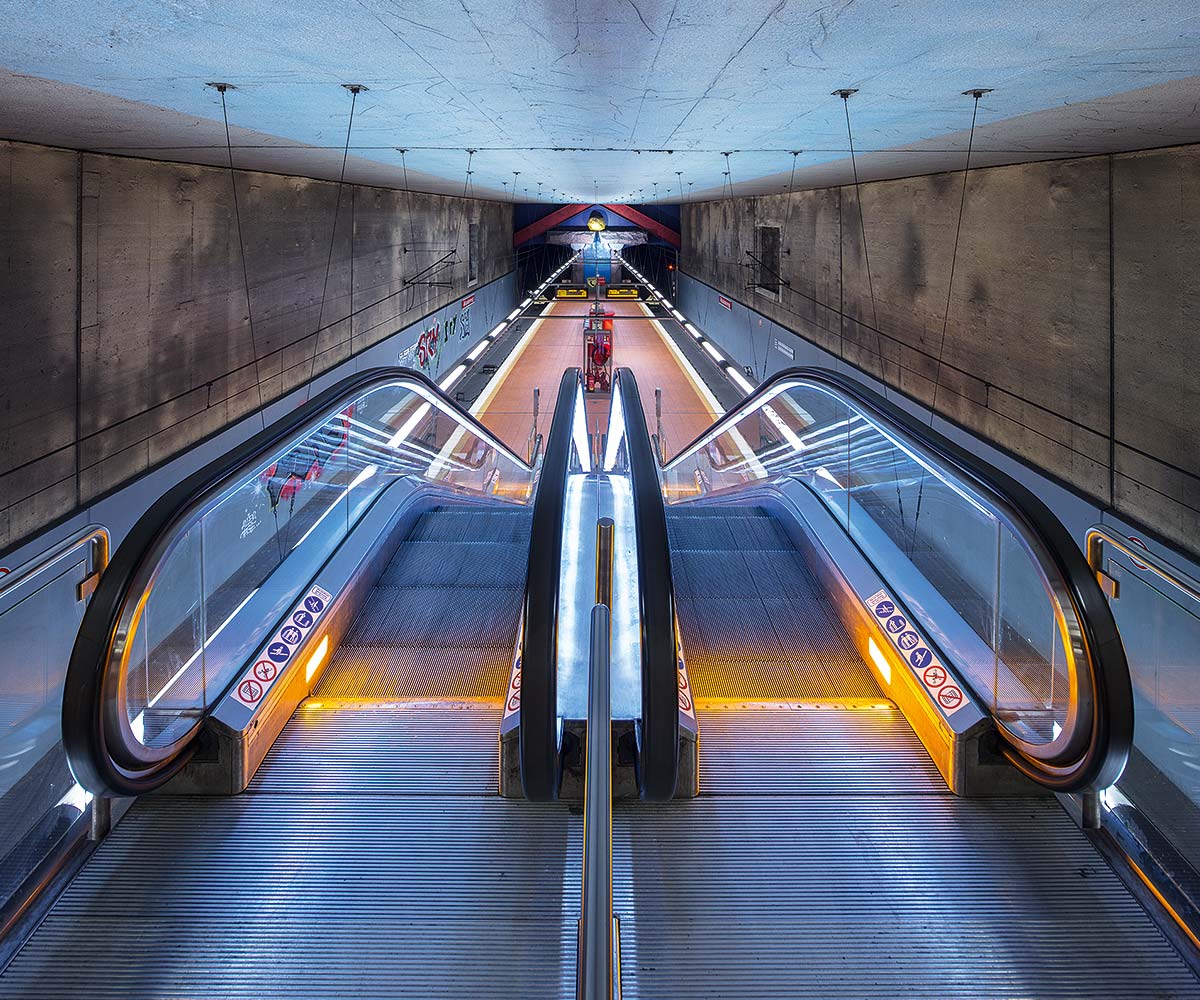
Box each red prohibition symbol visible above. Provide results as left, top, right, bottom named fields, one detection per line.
left=938, top=685, right=964, bottom=710
left=253, top=660, right=278, bottom=683
left=507, top=690, right=521, bottom=712
left=238, top=678, right=264, bottom=704
left=922, top=665, right=947, bottom=688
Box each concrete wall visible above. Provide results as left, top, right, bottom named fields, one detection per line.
left=0, top=140, right=512, bottom=553
left=680, top=145, right=1200, bottom=560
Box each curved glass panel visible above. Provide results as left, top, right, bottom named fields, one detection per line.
left=113, top=375, right=536, bottom=756
left=662, top=376, right=1082, bottom=758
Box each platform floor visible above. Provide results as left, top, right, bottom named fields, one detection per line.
left=473, top=299, right=720, bottom=456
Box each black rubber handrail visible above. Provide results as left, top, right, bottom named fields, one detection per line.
left=519, top=369, right=583, bottom=801
left=612, top=369, right=679, bottom=801
left=64, top=366, right=537, bottom=797
left=662, top=366, right=1132, bottom=793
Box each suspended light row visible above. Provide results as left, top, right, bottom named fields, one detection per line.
left=619, top=256, right=758, bottom=399
left=441, top=254, right=579, bottom=392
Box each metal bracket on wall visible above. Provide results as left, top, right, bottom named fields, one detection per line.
left=403, top=249, right=458, bottom=288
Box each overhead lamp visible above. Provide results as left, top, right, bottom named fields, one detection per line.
left=587, top=209, right=607, bottom=232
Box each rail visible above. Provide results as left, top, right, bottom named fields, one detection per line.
left=610, top=369, right=679, bottom=801
left=1086, top=526, right=1200, bottom=607
left=62, top=366, right=542, bottom=796
left=0, top=525, right=109, bottom=606
left=578, top=518, right=619, bottom=1000
left=661, top=366, right=1132, bottom=793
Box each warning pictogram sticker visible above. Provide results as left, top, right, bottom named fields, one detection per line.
left=252, top=660, right=278, bottom=683
left=866, top=588, right=968, bottom=717
left=235, top=678, right=264, bottom=706
left=922, top=664, right=947, bottom=688
left=938, top=685, right=964, bottom=711
left=228, top=583, right=333, bottom=713
left=502, top=659, right=523, bottom=720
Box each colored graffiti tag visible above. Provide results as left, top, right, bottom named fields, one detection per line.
left=415, top=304, right=473, bottom=373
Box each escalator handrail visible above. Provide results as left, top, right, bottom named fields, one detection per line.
left=519, top=368, right=584, bottom=801
left=64, top=366, right=535, bottom=796
left=662, top=365, right=1132, bottom=793
left=612, top=368, right=679, bottom=801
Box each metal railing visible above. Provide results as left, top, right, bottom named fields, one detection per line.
left=658, top=366, right=1132, bottom=793
left=1086, top=526, right=1200, bottom=606
left=0, top=525, right=109, bottom=607
left=612, top=369, right=679, bottom=802
left=578, top=517, right=620, bottom=1000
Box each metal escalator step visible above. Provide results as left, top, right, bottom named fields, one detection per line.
left=679, top=597, right=879, bottom=701
left=344, top=586, right=523, bottom=648
left=614, top=795, right=1200, bottom=999
left=695, top=706, right=944, bottom=795
left=0, top=795, right=579, bottom=999
left=673, top=549, right=757, bottom=597
left=315, top=644, right=513, bottom=700
left=751, top=549, right=824, bottom=598
left=761, top=598, right=880, bottom=699
left=666, top=512, right=737, bottom=551
left=407, top=507, right=531, bottom=545
left=683, top=653, right=810, bottom=701
left=724, top=511, right=793, bottom=550
left=679, top=598, right=787, bottom=662
left=248, top=704, right=501, bottom=795
left=379, top=540, right=528, bottom=590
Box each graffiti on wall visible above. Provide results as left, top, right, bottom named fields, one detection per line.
left=400, top=302, right=473, bottom=375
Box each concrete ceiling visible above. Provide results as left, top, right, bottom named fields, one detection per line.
left=1, top=1, right=1198, bottom=202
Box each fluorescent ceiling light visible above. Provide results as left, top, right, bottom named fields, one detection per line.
left=726, top=367, right=756, bottom=394
left=439, top=364, right=467, bottom=389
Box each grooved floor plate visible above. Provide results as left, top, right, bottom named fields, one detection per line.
left=1, top=795, right=579, bottom=999
left=614, top=795, right=1200, bottom=998
left=696, top=705, right=946, bottom=796
left=248, top=704, right=502, bottom=795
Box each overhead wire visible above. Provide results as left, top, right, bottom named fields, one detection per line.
left=305, top=84, right=363, bottom=401
left=212, top=83, right=266, bottom=429
left=910, top=88, right=990, bottom=554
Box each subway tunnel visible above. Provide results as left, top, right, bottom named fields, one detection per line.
left=1, top=3, right=1200, bottom=996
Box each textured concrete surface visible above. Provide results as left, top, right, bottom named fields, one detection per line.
left=0, top=5, right=1198, bottom=199
left=1113, top=146, right=1200, bottom=551
left=680, top=144, right=1200, bottom=559
left=0, top=139, right=511, bottom=551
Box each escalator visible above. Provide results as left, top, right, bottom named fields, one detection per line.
left=613, top=366, right=1200, bottom=997
left=0, top=368, right=581, bottom=998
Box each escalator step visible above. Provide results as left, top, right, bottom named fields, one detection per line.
left=407, top=507, right=531, bottom=545
left=315, top=644, right=514, bottom=700
left=248, top=705, right=502, bottom=794
left=345, top=586, right=522, bottom=647
left=380, top=540, right=528, bottom=590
